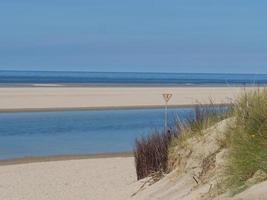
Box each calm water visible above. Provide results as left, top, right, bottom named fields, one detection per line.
left=0, top=71, right=259, bottom=160
left=1, top=70, right=267, bottom=86
left=0, top=108, right=195, bottom=160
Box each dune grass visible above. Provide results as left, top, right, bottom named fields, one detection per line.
left=181, top=102, right=230, bottom=134
left=134, top=89, right=267, bottom=197
left=134, top=103, right=230, bottom=180
left=224, top=89, right=267, bottom=194
left=168, top=103, right=232, bottom=170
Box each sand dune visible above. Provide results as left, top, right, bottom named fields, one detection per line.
left=0, top=119, right=266, bottom=200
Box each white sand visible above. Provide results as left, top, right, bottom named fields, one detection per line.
left=1, top=156, right=266, bottom=200
left=0, top=86, right=257, bottom=111
left=0, top=157, right=141, bottom=200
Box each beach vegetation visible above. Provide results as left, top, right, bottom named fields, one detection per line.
left=224, top=89, right=267, bottom=195
left=134, top=102, right=230, bottom=180
left=134, top=130, right=177, bottom=180
left=134, top=89, right=267, bottom=198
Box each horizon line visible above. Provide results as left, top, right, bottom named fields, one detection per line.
left=0, top=69, right=267, bottom=76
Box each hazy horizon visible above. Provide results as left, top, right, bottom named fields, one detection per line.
left=1, top=0, right=267, bottom=74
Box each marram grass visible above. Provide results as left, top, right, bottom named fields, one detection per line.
left=134, top=103, right=229, bottom=180
left=224, top=89, right=267, bottom=194
left=134, top=90, right=267, bottom=196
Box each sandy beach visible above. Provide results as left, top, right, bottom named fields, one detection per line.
left=0, top=155, right=266, bottom=200
left=0, top=86, right=257, bottom=112
left=2, top=0, right=267, bottom=198
left=0, top=156, right=141, bottom=200
left=0, top=86, right=266, bottom=200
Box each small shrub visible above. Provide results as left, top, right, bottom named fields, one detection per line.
left=134, top=130, right=177, bottom=180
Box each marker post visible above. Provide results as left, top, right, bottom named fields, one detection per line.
left=162, top=93, right=173, bottom=133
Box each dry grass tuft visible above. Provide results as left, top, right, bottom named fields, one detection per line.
left=134, top=130, right=177, bottom=180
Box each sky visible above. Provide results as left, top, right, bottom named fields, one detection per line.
left=0, top=0, right=267, bottom=73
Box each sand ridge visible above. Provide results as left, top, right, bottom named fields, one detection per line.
left=0, top=86, right=257, bottom=112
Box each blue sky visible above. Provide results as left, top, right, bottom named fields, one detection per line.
left=0, top=0, right=266, bottom=73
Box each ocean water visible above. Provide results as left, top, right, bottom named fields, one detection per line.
left=0, top=71, right=261, bottom=160
left=1, top=70, right=267, bottom=86
left=0, top=108, right=194, bottom=160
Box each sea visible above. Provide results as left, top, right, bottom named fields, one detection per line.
left=0, top=70, right=266, bottom=160
left=1, top=70, right=267, bottom=86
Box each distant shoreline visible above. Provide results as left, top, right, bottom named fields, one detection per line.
left=0, top=86, right=256, bottom=113
left=0, top=152, right=133, bottom=166
left=0, top=103, right=231, bottom=113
